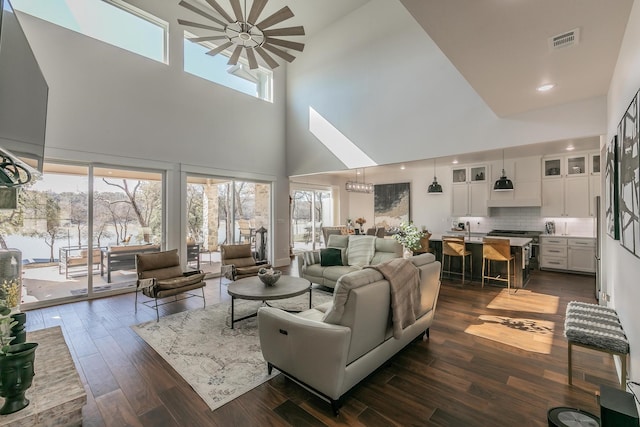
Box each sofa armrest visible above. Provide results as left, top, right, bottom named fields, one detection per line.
left=258, top=307, right=351, bottom=399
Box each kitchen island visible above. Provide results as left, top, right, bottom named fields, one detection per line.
left=429, top=233, right=532, bottom=288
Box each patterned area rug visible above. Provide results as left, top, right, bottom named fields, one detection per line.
left=132, top=287, right=333, bottom=411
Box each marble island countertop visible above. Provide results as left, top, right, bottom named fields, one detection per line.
left=429, top=233, right=532, bottom=247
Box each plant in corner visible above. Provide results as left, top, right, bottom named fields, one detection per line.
left=392, top=221, right=425, bottom=253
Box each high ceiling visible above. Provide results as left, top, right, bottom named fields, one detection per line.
left=400, top=0, right=634, bottom=117
left=182, top=0, right=633, bottom=175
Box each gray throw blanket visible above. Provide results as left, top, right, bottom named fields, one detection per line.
left=366, top=258, right=421, bottom=339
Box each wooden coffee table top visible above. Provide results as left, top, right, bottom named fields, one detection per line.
left=227, top=275, right=310, bottom=301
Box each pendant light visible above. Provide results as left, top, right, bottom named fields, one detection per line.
left=427, top=159, right=443, bottom=194
left=494, top=150, right=514, bottom=191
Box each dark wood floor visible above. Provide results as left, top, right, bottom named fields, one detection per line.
left=22, top=266, right=617, bottom=426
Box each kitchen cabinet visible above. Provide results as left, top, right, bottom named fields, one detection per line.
left=451, top=165, right=488, bottom=216
left=540, top=236, right=567, bottom=270
left=567, top=238, right=596, bottom=273
left=541, top=152, right=592, bottom=217
left=487, top=156, right=541, bottom=207
left=540, top=236, right=595, bottom=273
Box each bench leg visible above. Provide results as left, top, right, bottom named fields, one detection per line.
left=568, top=341, right=573, bottom=386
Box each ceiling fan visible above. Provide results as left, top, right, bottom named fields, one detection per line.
left=178, top=0, right=305, bottom=70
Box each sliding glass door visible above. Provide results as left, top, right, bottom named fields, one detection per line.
left=186, top=175, right=271, bottom=276
left=3, top=161, right=165, bottom=308
left=291, top=189, right=332, bottom=253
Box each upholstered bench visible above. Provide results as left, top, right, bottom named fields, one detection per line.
left=564, top=301, right=629, bottom=389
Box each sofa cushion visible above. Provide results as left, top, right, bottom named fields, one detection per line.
left=411, top=252, right=436, bottom=266
left=156, top=272, right=205, bottom=290
left=327, top=234, right=349, bottom=249
left=323, top=265, right=359, bottom=283
left=347, top=235, right=376, bottom=268
left=303, top=251, right=321, bottom=266
left=323, top=268, right=384, bottom=324
left=370, top=238, right=402, bottom=264
left=320, top=248, right=343, bottom=266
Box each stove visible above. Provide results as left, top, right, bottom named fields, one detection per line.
left=487, top=229, right=542, bottom=269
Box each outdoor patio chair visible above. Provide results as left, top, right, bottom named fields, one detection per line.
left=135, top=248, right=206, bottom=321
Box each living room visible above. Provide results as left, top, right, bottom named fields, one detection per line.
left=1, top=0, right=640, bottom=425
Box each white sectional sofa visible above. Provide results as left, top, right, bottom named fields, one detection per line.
left=258, top=253, right=442, bottom=415
left=297, top=234, right=402, bottom=288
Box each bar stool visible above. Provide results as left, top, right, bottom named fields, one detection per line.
left=481, top=238, right=516, bottom=294
left=440, top=236, right=472, bottom=285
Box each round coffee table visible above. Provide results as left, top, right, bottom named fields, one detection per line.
left=227, top=275, right=312, bottom=328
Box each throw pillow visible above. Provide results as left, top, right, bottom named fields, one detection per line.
left=347, top=235, right=376, bottom=267
left=320, top=248, right=343, bottom=266
left=303, top=251, right=320, bottom=266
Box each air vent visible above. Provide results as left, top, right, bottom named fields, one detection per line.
left=549, top=28, right=580, bottom=50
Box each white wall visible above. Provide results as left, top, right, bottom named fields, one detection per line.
left=605, top=0, right=640, bottom=387
left=16, top=11, right=292, bottom=265
left=286, top=0, right=606, bottom=177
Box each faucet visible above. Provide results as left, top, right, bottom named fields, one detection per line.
left=465, top=221, right=471, bottom=239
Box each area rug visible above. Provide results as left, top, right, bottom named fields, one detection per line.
left=131, top=287, right=333, bottom=411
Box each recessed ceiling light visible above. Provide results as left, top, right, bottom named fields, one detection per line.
left=537, top=83, right=556, bottom=92
left=566, top=145, right=575, bottom=151
left=452, top=160, right=458, bottom=164
left=400, top=165, right=406, bottom=170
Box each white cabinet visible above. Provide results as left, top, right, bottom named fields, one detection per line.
left=540, top=236, right=568, bottom=270
left=451, top=165, right=488, bottom=216
left=567, top=238, right=596, bottom=273
left=487, top=156, right=542, bottom=207
left=541, top=153, right=592, bottom=218
left=540, top=236, right=595, bottom=273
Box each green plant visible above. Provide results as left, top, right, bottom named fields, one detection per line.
left=392, top=221, right=425, bottom=252
left=0, top=303, right=16, bottom=354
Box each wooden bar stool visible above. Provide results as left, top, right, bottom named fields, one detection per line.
left=440, top=236, right=472, bottom=285
left=481, top=238, right=515, bottom=294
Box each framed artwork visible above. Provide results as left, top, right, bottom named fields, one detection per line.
left=604, top=135, right=619, bottom=239
left=374, top=182, right=410, bottom=229
left=618, top=90, right=640, bottom=256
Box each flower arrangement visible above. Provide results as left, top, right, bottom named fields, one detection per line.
left=392, top=221, right=425, bottom=252
left=355, top=217, right=366, bottom=226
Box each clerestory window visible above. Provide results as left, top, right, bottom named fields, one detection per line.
left=11, top=0, right=168, bottom=63
left=183, top=31, right=273, bottom=102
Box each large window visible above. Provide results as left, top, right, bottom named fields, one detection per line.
left=0, top=161, right=164, bottom=308
left=12, top=0, right=168, bottom=63
left=183, top=33, right=273, bottom=101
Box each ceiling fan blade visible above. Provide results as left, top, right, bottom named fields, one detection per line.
left=179, top=1, right=227, bottom=27
left=263, top=26, right=305, bottom=37
left=265, top=37, right=304, bottom=52
left=256, top=6, right=294, bottom=30
left=203, top=0, right=234, bottom=23
left=178, top=19, right=224, bottom=32
left=246, top=48, right=259, bottom=70
left=188, top=35, right=228, bottom=42
left=206, top=41, right=234, bottom=56
left=247, top=0, right=268, bottom=25
left=228, top=45, right=244, bottom=65
left=229, top=0, right=244, bottom=22
left=262, top=43, right=296, bottom=62
left=255, top=46, right=280, bottom=69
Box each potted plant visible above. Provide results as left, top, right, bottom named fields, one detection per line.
left=392, top=221, right=425, bottom=257
left=355, top=217, right=366, bottom=233
left=0, top=300, right=38, bottom=415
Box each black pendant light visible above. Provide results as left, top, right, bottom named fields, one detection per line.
left=494, top=150, right=514, bottom=191
left=428, top=159, right=443, bottom=194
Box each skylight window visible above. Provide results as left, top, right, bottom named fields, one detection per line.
left=11, top=0, right=167, bottom=63
left=183, top=32, right=273, bottom=102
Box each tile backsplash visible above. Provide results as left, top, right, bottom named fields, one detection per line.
left=455, top=207, right=596, bottom=236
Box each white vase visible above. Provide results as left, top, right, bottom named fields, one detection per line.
left=403, top=247, right=413, bottom=259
